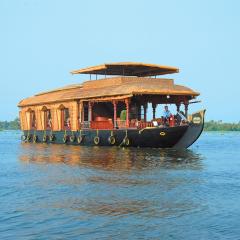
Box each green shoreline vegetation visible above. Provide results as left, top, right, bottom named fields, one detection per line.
left=0, top=118, right=20, bottom=131
left=204, top=120, right=240, bottom=131
left=0, top=118, right=240, bottom=131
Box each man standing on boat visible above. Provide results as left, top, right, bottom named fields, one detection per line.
left=162, top=105, right=171, bottom=124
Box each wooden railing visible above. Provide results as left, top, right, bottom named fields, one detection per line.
left=80, top=120, right=164, bottom=130
left=116, top=120, right=153, bottom=128
left=80, top=121, right=91, bottom=129
left=91, top=120, right=113, bottom=130
left=116, top=120, right=127, bottom=128
left=137, top=121, right=153, bottom=128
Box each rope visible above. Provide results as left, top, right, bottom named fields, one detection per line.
left=118, top=129, right=128, bottom=147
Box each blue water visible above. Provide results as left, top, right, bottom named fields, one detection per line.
left=0, top=131, right=240, bottom=239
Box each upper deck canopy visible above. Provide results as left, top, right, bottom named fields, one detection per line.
left=18, top=76, right=199, bottom=107
left=71, top=62, right=179, bottom=77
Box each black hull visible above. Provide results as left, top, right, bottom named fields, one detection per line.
left=173, top=109, right=206, bottom=149
left=22, top=126, right=187, bottom=148
left=21, top=110, right=205, bottom=149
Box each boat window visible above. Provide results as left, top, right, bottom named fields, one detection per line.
left=46, top=109, right=52, bottom=129
left=83, top=105, right=88, bottom=121
left=31, top=111, right=36, bottom=129
left=62, top=108, right=71, bottom=129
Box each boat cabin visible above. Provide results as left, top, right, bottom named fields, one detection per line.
left=18, top=62, right=199, bottom=132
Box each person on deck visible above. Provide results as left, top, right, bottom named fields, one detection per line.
left=66, top=117, right=71, bottom=129
left=162, top=105, right=171, bottom=124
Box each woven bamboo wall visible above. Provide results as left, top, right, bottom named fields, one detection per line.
left=19, top=100, right=79, bottom=131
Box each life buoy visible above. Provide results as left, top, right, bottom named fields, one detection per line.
left=77, top=136, right=83, bottom=144
left=108, top=135, right=116, bottom=145
left=42, top=135, right=47, bottom=142
left=21, top=135, right=27, bottom=141
left=33, top=135, right=38, bottom=143
left=63, top=135, right=68, bottom=143
left=49, top=135, right=55, bottom=142
left=26, top=135, right=31, bottom=142
left=70, top=135, right=75, bottom=143
left=94, top=136, right=100, bottom=145
left=123, top=137, right=130, bottom=146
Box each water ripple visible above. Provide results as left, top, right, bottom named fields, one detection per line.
left=0, top=131, right=240, bottom=239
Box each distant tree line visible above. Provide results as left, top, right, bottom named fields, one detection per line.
left=0, top=118, right=20, bottom=130
left=204, top=120, right=240, bottom=131
left=0, top=118, right=240, bottom=131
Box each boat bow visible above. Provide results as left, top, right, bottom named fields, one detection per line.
left=173, top=109, right=206, bottom=149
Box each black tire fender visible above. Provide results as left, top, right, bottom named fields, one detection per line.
left=63, top=135, right=68, bottom=143
left=123, top=137, right=130, bottom=146
left=21, top=135, right=27, bottom=142
left=33, top=135, right=38, bottom=143
left=49, top=135, right=55, bottom=142
left=70, top=135, right=75, bottom=143
left=43, top=135, right=48, bottom=142
left=108, top=135, right=116, bottom=145
left=77, top=136, right=83, bottom=144
left=94, top=136, right=100, bottom=145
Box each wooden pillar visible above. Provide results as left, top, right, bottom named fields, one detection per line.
left=176, top=103, right=180, bottom=112
left=125, top=99, right=130, bottom=127
left=54, top=107, right=61, bottom=131
left=72, top=101, right=79, bottom=131
left=26, top=111, right=31, bottom=130
left=61, top=109, right=64, bottom=130
left=184, top=103, right=189, bottom=118
left=43, top=110, right=47, bottom=130
left=88, top=102, right=93, bottom=122
left=20, top=110, right=26, bottom=130
left=143, top=103, right=147, bottom=122
left=152, top=103, right=157, bottom=119
left=36, top=108, right=43, bottom=130
left=113, top=101, right=117, bottom=128
left=137, top=104, right=141, bottom=121
left=79, top=101, right=83, bottom=128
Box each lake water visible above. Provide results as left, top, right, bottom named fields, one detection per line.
left=0, top=131, right=240, bottom=239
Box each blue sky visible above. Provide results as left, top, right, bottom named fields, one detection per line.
left=0, top=0, right=239, bottom=122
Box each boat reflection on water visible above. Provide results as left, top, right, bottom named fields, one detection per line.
left=19, top=143, right=203, bottom=171
left=18, top=144, right=205, bottom=220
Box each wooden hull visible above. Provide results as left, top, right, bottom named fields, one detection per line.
left=21, top=109, right=205, bottom=149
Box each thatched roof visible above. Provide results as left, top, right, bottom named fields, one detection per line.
left=18, top=76, right=199, bottom=107
left=71, top=62, right=179, bottom=77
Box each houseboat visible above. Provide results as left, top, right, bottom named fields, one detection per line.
left=18, top=62, right=205, bottom=148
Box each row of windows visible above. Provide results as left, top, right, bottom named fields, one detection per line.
left=26, top=108, right=70, bottom=130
